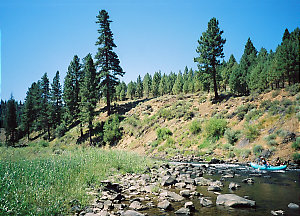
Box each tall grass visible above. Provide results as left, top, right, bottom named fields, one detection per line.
left=0, top=147, right=153, bottom=215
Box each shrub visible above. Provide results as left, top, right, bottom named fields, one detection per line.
left=103, top=114, right=122, bottom=146
left=156, top=127, right=172, bottom=141
left=286, top=83, right=300, bottom=96
left=224, top=129, right=241, bottom=145
left=245, top=109, right=262, bottom=122
left=244, top=124, right=260, bottom=141
left=267, top=140, right=277, bottom=146
left=198, top=138, right=212, bottom=149
left=253, top=145, right=264, bottom=156
left=240, top=149, right=251, bottom=158
left=157, top=108, right=174, bottom=120
left=272, top=90, right=280, bottom=98
left=292, top=137, right=300, bottom=150
left=236, top=104, right=256, bottom=120
left=205, top=118, right=227, bottom=140
left=55, top=121, right=68, bottom=138
left=189, top=120, right=201, bottom=135
left=222, top=143, right=233, bottom=150
left=39, top=140, right=49, bottom=147
left=292, top=152, right=300, bottom=163
left=227, top=151, right=235, bottom=158
left=264, top=134, right=277, bottom=141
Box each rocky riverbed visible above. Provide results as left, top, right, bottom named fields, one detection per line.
left=75, top=160, right=300, bottom=216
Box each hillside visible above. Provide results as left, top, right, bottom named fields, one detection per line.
left=38, top=87, right=300, bottom=164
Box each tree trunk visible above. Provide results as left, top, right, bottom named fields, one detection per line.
left=106, top=75, right=111, bottom=116
left=88, top=121, right=92, bottom=145
left=27, top=125, right=30, bottom=141
left=212, top=69, right=219, bottom=99
left=80, top=123, right=83, bottom=137
left=47, top=124, right=50, bottom=140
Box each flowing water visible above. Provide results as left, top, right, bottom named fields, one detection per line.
left=141, top=163, right=300, bottom=216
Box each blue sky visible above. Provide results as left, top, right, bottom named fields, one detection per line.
left=0, top=0, right=299, bottom=101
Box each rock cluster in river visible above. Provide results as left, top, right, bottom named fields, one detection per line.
left=76, top=162, right=257, bottom=216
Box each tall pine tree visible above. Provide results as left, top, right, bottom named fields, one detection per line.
left=40, top=73, right=51, bottom=140
left=194, top=17, right=226, bottom=99
left=79, top=54, right=97, bottom=145
left=95, top=10, right=124, bottom=115
left=51, top=71, right=63, bottom=129
left=5, top=96, right=17, bottom=145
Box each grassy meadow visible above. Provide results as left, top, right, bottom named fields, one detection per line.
left=0, top=145, right=153, bottom=215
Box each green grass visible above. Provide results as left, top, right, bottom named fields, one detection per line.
left=0, top=146, right=153, bottom=215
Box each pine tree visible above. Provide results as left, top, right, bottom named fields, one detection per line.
left=95, top=10, right=124, bottom=115
left=143, top=73, right=152, bottom=98
left=30, top=81, right=43, bottom=131
left=230, top=38, right=257, bottom=95
left=248, top=48, right=268, bottom=92
left=136, top=75, right=143, bottom=98
left=158, top=74, right=168, bottom=96
left=194, top=17, right=226, bottom=99
left=172, top=71, right=184, bottom=94
left=152, top=71, right=161, bottom=97
left=79, top=53, right=97, bottom=145
left=220, top=54, right=236, bottom=91
left=40, top=73, right=51, bottom=140
left=51, top=71, right=62, bottom=129
left=127, top=81, right=136, bottom=99
left=5, top=96, right=17, bottom=145
left=63, top=55, right=82, bottom=122
left=22, top=86, right=35, bottom=140
left=120, top=81, right=127, bottom=101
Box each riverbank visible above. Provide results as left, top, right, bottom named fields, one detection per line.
left=81, top=160, right=300, bottom=216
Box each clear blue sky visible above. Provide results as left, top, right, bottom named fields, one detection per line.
left=0, top=0, right=299, bottom=101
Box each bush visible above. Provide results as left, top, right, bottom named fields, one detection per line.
left=198, top=138, right=212, bottom=149
left=245, top=109, right=262, bottom=122
left=55, top=121, right=68, bottom=138
left=189, top=120, right=201, bottom=135
left=227, top=151, right=235, bottom=158
left=222, top=143, right=233, bottom=150
left=286, top=84, right=300, bottom=96
left=292, top=152, right=300, bottom=163
left=244, top=124, right=260, bottom=141
left=157, top=108, right=174, bottom=120
left=224, top=129, right=241, bottom=145
left=205, top=118, right=227, bottom=140
left=103, top=114, right=122, bottom=146
left=264, top=134, right=277, bottom=141
left=292, top=137, right=300, bottom=150
left=156, top=127, right=172, bottom=141
left=272, top=90, right=280, bottom=98
left=240, top=149, right=251, bottom=158
left=253, top=145, right=264, bottom=156
left=236, top=104, right=256, bottom=120
left=267, top=140, right=277, bottom=146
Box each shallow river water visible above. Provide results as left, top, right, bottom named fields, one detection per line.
left=141, top=163, right=300, bottom=216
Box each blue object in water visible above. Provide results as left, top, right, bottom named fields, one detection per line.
left=250, top=162, right=287, bottom=170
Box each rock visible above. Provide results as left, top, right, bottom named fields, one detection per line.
left=207, top=185, right=221, bottom=192
left=199, top=197, right=213, bottom=207
left=180, top=190, right=191, bottom=197
left=129, top=201, right=147, bottom=211
left=228, top=182, right=240, bottom=190
left=122, top=210, right=145, bottom=216
left=288, top=203, right=299, bottom=209
left=175, top=207, right=191, bottom=215
left=208, top=158, right=224, bottom=164
left=242, top=178, right=254, bottom=184
left=160, top=190, right=184, bottom=202
left=237, top=138, right=250, bottom=148
left=175, top=182, right=186, bottom=188
left=157, top=200, right=172, bottom=210
left=216, top=194, right=255, bottom=207
left=282, top=132, right=296, bottom=144
left=161, top=175, right=177, bottom=186
left=222, top=173, right=234, bottom=178
left=271, top=210, right=285, bottom=215
left=103, top=200, right=113, bottom=210
left=184, top=202, right=195, bottom=211
left=195, top=177, right=213, bottom=186
left=101, top=180, right=121, bottom=193
left=98, top=211, right=110, bottom=216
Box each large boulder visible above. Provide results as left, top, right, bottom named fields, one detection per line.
left=199, top=197, right=213, bottom=207
left=157, top=200, right=172, bottom=210
left=175, top=207, right=191, bottom=215
left=216, top=194, right=255, bottom=207
left=288, top=203, right=299, bottom=209
left=160, top=190, right=184, bottom=202
left=161, top=175, right=177, bottom=186
left=129, top=201, right=147, bottom=211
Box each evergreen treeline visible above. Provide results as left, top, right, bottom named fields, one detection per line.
left=0, top=15, right=299, bottom=146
